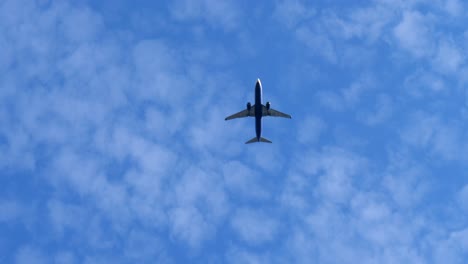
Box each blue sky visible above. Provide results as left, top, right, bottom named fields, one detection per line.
left=1, top=0, right=468, bottom=263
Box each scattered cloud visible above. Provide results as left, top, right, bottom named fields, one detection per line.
left=432, top=39, right=464, bottom=74
left=15, top=245, right=47, bottom=264
left=444, top=0, right=464, bottom=17
left=231, top=208, right=279, bottom=246
left=295, top=25, right=337, bottom=63
left=169, top=0, right=241, bottom=31
left=400, top=112, right=468, bottom=161
left=359, top=94, right=393, bottom=126
left=393, top=10, right=434, bottom=58
left=222, top=161, right=269, bottom=200
left=404, top=70, right=446, bottom=97
left=296, top=115, right=326, bottom=144
left=273, top=0, right=316, bottom=28
left=318, top=75, right=374, bottom=111
left=1, top=0, right=468, bottom=262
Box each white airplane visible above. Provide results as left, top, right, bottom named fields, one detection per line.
left=225, top=79, right=292, bottom=144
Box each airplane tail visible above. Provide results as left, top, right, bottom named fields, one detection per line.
left=245, top=137, right=272, bottom=144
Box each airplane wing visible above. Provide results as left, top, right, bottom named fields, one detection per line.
left=262, top=105, right=292, bottom=119
left=225, top=105, right=255, bottom=120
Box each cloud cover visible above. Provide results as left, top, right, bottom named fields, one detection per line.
left=1, top=0, right=468, bottom=263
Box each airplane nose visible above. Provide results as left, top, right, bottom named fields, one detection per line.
left=256, top=78, right=261, bottom=87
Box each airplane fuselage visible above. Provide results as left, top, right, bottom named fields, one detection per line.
left=254, top=79, right=263, bottom=141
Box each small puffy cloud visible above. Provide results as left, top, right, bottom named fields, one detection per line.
left=299, top=147, right=366, bottom=204
left=222, top=161, right=268, bottom=200
left=382, top=165, right=430, bottom=209
left=48, top=200, right=86, bottom=237
left=445, top=0, right=463, bottom=17
left=400, top=112, right=466, bottom=161
left=344, top=3, right=396, bottom=42
left=432, top=227, right=468, bottom=263
left=123, top=229, right=169, bottom=262
left=15, top=245, right=47, bottom=264
left=296, top=26, right=337, bottom=63
left=359, top=94, right=393, bottom=126
left=169, top=206, right=212, bottom=248
left=351, top=194, right=391, bottom=223
left=404, top=70, right=446, bottom=97
left=297, top=115, right=326, bottom=144
left=132, top=40, right=192, bottom=106
left=174, top=167, right=228, bottom=221
left=273, top=0, right=316, bottom=28
left=168, top=167, right=228, bottom=248
left=432, top=40, right=463, bottom=74
left=60, top=6, right=104, bottom=44
left=170, top=0, right=240, bottom=31
left=280, top=172, right=314, bottom=213
left=318, top=75, right=374, bottom=112
left=393, top=11, right=433, bottom=58
left=231, top=208, right=279, bottom=246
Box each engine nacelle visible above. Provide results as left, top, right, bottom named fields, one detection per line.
left=246, top=102, right=252, bottom=111
left=266, top=101, right=271, bottom=110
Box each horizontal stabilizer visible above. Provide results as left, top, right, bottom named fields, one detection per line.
left=245, top=137, right=272, bottom=144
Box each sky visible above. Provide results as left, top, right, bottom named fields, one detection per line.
left=1, top=0, right=468, bottom=263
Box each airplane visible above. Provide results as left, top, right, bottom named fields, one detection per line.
left=225, top=78, right=292, bottom=144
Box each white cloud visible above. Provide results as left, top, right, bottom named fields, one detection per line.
left=15, top=245, right=47, bottom=264
left=444, top=0, right=463, bottom=17
left=222, top=161, right=269, bottom=200
left=169, top=206, right=212, bottom=248
left=124, top=229, right=169, bottom=262
left=393, top=11, right=434, bottom=58
left=359, top=94, right=393, bottom=126
left=432, top=227, right=468, bottom=263
left=273, top=0, right=316, bottom=28
left=404, top=70, right=446, bottom=97
left=351, top=193, right=391, bottom=223
left=344, top=3, right=396, bottom=42
left=231, top=208, right=279, bottom=246
left=297, top=115, right=326, bottom=144
left=48, top=200, right=86, bottom=237
left=280, top=172, right=314, bottom=213
left=170, top=0, right=240, bottom=31
left=295, top=26, right=337, bottom=63
left=168, top=166, right=228, bottom=247
left=132, top=39, right=193, bottom=106
left=60, top=5, right=103, bottom=44
left=2, top=0, right=468, bottom=262
left=400, top=112, right=467, bottom=161
left=250, top=145, right=285, bottom=173
left=299, top=147, right=366, bottom=204
left=189, top=108, right=245, bottom=155
left=432, top=39, right=463, bottom=74
left=0, top=127, right=36, bottom=170
left=318, top=75, right=374, bottom=111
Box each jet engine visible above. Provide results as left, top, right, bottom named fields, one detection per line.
left=247, top=102, right=251, bottom=111
left=266, top=101, right=271, bottom=110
